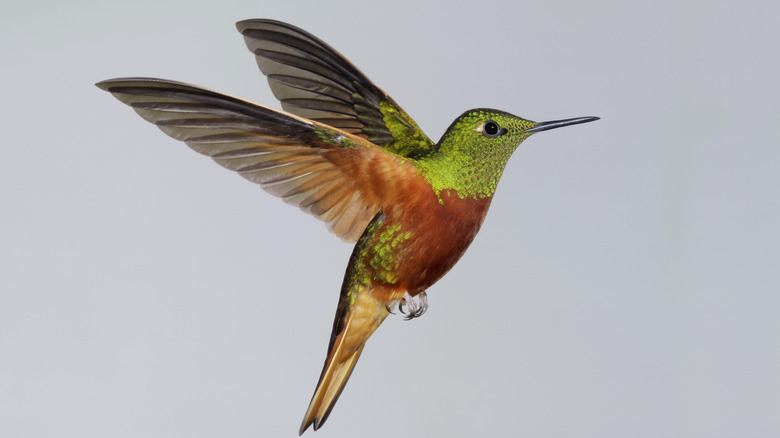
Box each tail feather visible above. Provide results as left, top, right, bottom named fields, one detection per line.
left=299, top=291, right=389, bottom=435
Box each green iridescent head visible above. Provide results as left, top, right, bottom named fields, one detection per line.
left=416, top=109, right=598, bottom=200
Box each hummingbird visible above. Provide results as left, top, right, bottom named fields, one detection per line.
left=97, top=19, right=598, bottom=434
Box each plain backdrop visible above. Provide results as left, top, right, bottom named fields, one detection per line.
left=2, top=1, right=779, bottom=437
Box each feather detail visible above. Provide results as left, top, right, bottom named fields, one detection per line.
left=299, top=287, right=390, bottom=435
left=237, top=19, right=435, bottom=157
left=96, top=77, right=395, bottom=242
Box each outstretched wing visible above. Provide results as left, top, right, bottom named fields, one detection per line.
left=96, top=77, right=386, bottom=242
left=236, top=19, right=435, bottom=158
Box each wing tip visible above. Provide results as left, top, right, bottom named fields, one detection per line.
left=235, top=18, right=294, bottom=35
left=235, top=18, right=254, bottom=33
left=95, top=79, right=111, bottom=90
left=95, top=77, right=179, bottom=93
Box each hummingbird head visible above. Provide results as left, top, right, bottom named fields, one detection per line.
left=417, top=109, right=598, bottom=200
left=439, top=108, right=599, bottom=159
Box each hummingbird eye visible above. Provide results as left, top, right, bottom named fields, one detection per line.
left=482, top=121, right=503, bottom=138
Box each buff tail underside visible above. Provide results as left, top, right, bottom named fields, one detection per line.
left=299, top=291, right=390, bottom=435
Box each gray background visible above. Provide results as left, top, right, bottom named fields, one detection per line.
left=2, top=1, right=779, bottom=437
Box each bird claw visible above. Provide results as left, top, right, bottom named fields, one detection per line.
left=398, top=291, right=428, bottom=320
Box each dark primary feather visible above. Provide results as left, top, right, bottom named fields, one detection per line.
left=96, top=78, right=380, bottom=242
left=237, top=19, right=435, bottom=157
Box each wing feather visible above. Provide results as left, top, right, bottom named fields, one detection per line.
left=97, top=77, right=387, bottom=242
left=236, top=19, right=435, bottom=157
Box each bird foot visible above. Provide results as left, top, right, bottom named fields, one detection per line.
left=398, top=291, right=428, bottom=320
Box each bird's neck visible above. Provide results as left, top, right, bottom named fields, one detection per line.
left=414, top=140, right=513, bottom=202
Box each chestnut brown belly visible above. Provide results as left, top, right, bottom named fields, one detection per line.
left=365, top=189, right=493, bottom=300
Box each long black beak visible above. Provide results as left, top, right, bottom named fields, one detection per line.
left=525, top=116, right=600, bottom=133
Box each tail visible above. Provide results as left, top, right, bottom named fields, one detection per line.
left=299, top=290, right=390, bottom=434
